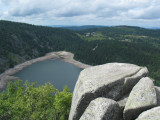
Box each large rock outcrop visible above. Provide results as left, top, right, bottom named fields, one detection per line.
left=80, top=98, right=120, bottom=120
left=123, top=77, right=157, bottom=120
left=69, top=63, right=148, bottom=120
left=136, top=106, right=160, bottom=120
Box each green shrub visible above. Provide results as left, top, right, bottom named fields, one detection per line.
left=0, top=80, right=72, bottom=120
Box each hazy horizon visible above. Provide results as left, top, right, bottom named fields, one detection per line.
left=1, top=19, right=160, bottom=29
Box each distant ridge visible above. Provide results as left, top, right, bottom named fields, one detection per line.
left=49, top=25, right=107, bottom=31
left=49, top=25, right=160, bottom=31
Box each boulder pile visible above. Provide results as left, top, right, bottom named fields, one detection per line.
left=69, top=63, right=160, bottom=120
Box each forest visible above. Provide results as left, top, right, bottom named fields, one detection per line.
left=0, top=20, right=160, bottom=86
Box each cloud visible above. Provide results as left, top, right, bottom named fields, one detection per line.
left=0, top=0, right=160, bottom=27
left=136, top=6, right=160, bottom=19
left=3, top=0, right=156, bottom=18
left=10, top=7, right=47, bottom=17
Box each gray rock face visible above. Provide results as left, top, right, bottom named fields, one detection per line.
left=136, top=107, right=160, bottom=120
left=80, top=98, right=120, bottom=120
left=69, top=63, right=148, bottom=120
left=155, top=86, right=160, bottom=106
left=123, top=77, right=157, bottom=120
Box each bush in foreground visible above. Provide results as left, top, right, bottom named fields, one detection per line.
left=0, top=80, right=72, bottom=120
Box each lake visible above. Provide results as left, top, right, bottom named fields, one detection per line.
left=14, top=59, right=82, bottom=92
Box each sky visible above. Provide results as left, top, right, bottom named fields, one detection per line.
left=0, top=0, right=160, bottom=27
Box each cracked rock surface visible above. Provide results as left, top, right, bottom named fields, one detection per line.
left=69, top=63, right=148, bottom=120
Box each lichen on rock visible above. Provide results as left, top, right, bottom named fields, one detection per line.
left=124, top=77, right=157, bottom=120
left=80, top=98, right=121, bottom=120
left=136, top=106, right=160, bottom=120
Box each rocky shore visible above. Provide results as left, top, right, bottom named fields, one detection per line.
left=0, top=51, right=91, bottom=90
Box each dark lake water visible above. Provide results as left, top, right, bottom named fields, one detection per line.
left=14, top=59, right=82, bottom=92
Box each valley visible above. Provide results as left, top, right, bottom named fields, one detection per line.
left=0, top=20, right=160, bottom=86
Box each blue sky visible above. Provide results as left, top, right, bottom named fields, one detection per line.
left=0, top=0, right=160, bottom=27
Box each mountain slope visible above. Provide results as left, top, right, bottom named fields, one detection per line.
left=77, top=26, right=160, bottom=49
left=0, top=20, right=83, bottom=72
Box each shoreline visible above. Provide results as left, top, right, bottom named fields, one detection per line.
left=0, top=51, right=91, bottom=90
